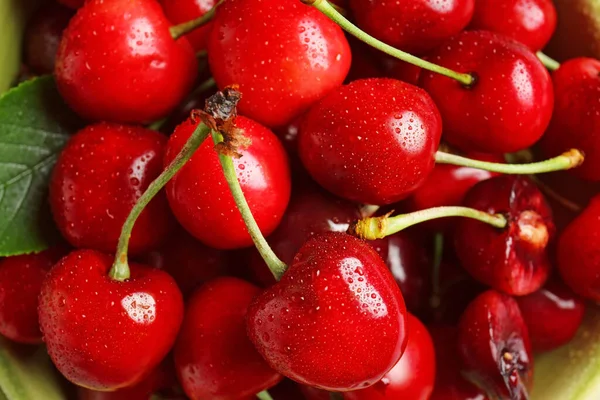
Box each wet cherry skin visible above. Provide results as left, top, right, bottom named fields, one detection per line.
left=299, top=78, right=442, bottom=205
left=420, top=30, right=554, bottom=153
left=160, top=0, right=217, bottom=51
left=174, top=277, right=282, bottom=399
left=55, top=0, right=198, bottom=124
left=207, top=0, right=351, bottom=128
left=247, top=232, right=408, bottom=391
left=50, top=123, right=174, bottom=255
left=38, top=250, right=184, bottom=391
left=58, top=0, right=85, bottom=9
left=164, top=116, right=291, bottom=250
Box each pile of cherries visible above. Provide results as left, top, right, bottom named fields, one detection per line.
left=9, top=0, right=600, bottom=399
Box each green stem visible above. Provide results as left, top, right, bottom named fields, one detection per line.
left=211, top=130, right=287, bottom=280
left=435, top=149, right=584, bottom=174
left=537, top=51, right=560, bottom=71
left=109, top=123, right=211, bottom=281
left=170, top=0, right=222, bottom=40
left=303, top=0, right=474, bottom=86
left=256, top=391, right=274, bottom=400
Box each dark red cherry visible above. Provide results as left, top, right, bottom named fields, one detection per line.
left=207, top=0, right=351, bottom=128
left=458, top=290, right=532, bottom=400
left=299, top=78, right=442, bottom=205
left=470, top=0, right=556, bottom=51
left=541, top=57, right=600, bottom=181
left=50, top=123, right=173, bottom=255
left=38, top=250, right=183, bottom=391
left=267, top=379, right=311, bottom=400
left=58, top=0, right=85, bottom=9
left=349, top=0, right=474, bottom=55
left=160, top=0, right=217, bottom=51
left=247, top=232, right=408, bottom=391
left=516, top=279, right=585, bottom=352
left=344, top=313, right=435, bottom=400
left=380, top=57, right=422, bottom=86
left=165, top=116, right=291, bottom=249
left=420, top=30, right=554, bottom=153
left=55, top=0, right=198, bottom=124
left=299, top=385, right=331, bottom=400
left=454, top=176, right=554, bottom=295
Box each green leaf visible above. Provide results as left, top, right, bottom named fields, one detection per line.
left=0, top=76, right=83, bottom=256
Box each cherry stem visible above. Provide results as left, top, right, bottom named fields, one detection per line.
left=256, top=390, right=274, bottom=400
left=302, top=0, right=475, bottom=86
left=210, top=130, right=287, bottom=280
left=170, top=0, right=222, bottom=40
left=435, top=149, right=584, bottom=175
left=536, top=51, right=560, bottom=71
left=349, top=207, right=507, bottom=240
left=109, top=122, right=211, bottom=282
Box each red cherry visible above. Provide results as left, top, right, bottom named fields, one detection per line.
left=470, top=0, right=557, bottom=51
left=454, top=176, right=554, bottom=295
left=174, top=277, right=281, bottom=399
left=50, top=123, right=173, bottom=255
left=344, top=314, right=435, bottom=400
left=207, top=0, right=351, bottom=128
left=247, top=232, right=408, bottom=391
left=38, top=250, right=183, bottom=391
left=160, top=0, right=216, bottom=51
left=165, top=116, right=291, bottom=249
left=420, top=30, right=553, bottom=153
left=380, top=57, right=422, bottom=86
left=58, top=0, right=85, bottom=9
left=55, top=0, right=198, bottom=124
left=299, top=78, right=442, bottom=205
left=541, top=57, right=600, bottom=181
left=348, top=0, right=474, bottom=55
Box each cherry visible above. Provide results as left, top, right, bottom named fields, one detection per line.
left=454, top=176, right=554, bottom=295
left=160, top=0, right=217, bottom=51
left=348, top=0, right=474, bottom=55
left=380, top=57, right=422, bottom=86
left=57, top=0, right=85, bottom=9
left=207, top=0, right=351, bottom=128
left=165, top=116, right=291, bottom=249
left=247, top=232, right=408, bottom=391
left=299, top=78, right=442, bottom=205
left=299, top=385, right=331, bottom=400
left=516, top=279, right=585, bottom=352
left=420, top=30, right=554, bottom=153
left=458, top=290, right=532, bottom=400
left=50, top=123, right=173, bottom=255
left=174, top=277, right=281, bottom=399
left=38, top=249, right=183, bottom=391
left=55, top=0, right=198, bottom=124
left=470, top=0, right=557, bottom=51
left=541, top=57, right=600, bottom=181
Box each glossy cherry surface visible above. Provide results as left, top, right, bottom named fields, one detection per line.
left=38, top=250, right=183, bottom=391
left=420, top=30, right=553, bottom=153
left=55, top=0, right=198, bottom=124
left=161, top=0, right=217, bottom=51
left=207, top=0, right=351, bottom=128
left=165, top=116, right=291, bottom=249
left=299, top=78, right=442, bottom=205
left=247, top=232, right=408, bottom=391
left=50, top=123, right=173, bottom=255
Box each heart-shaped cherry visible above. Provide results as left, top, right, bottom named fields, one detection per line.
left=160, top=0, right=217, bottom=51
left=38, top=250, right=183, bottom=391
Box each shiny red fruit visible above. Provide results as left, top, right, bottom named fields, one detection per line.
left=160, top=0, right=216, bottom=51
left=299, top=78, right=442, bottom=205
left=55, top=0, right=197, bottom=124
left=420, top=30, right=553, bottom=153
left=207, top=0, right=351, bottom=128
left=165, top=116, right=291, bottom=249
left=50, top=123, right=173, bottom=255
left=38, top=250, right=183, bottom=391
left=247, top=232, right=408, bottom=391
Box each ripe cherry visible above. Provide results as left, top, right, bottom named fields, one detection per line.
left=174, top=277, right=282, bottom=399
left=420, top=30, right=554, bottom=154
left=38, top=250, right=183, bottom=391
left=57, top=0, right=85, bottom=9
left=207, top=0, right=351, bottom=128
left=55, top=0, right=198, bottom=124
left=50, top=123, right=173, bottom=255
left=160, top=0, right=216, bottom=51
left=247, top=232, right=408, bottom=391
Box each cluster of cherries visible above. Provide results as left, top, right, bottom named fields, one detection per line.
left=9, top=0, right=600, bottom=399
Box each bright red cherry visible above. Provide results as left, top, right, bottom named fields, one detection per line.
left=50, top=123, right=173, bottom=255
left=165, top=116, right=291, bottom=249
left=247, top=232, right=408, bottom=391
left=160, top=0, right=216, bottom=51
left=420, top=30, right=553, bottom=153
left=38, top=250, right=183, bottom=391
left=349, top=0, right=474, bottom=55
left=299, top=78, right=442, bottom=205
left=470, top=0, right=557, bottom=51
left=55, top=0, right=198, bottom=124
left=207, top=0, right=351, bottom=128
left=174, top=277, right=282, bottom=399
